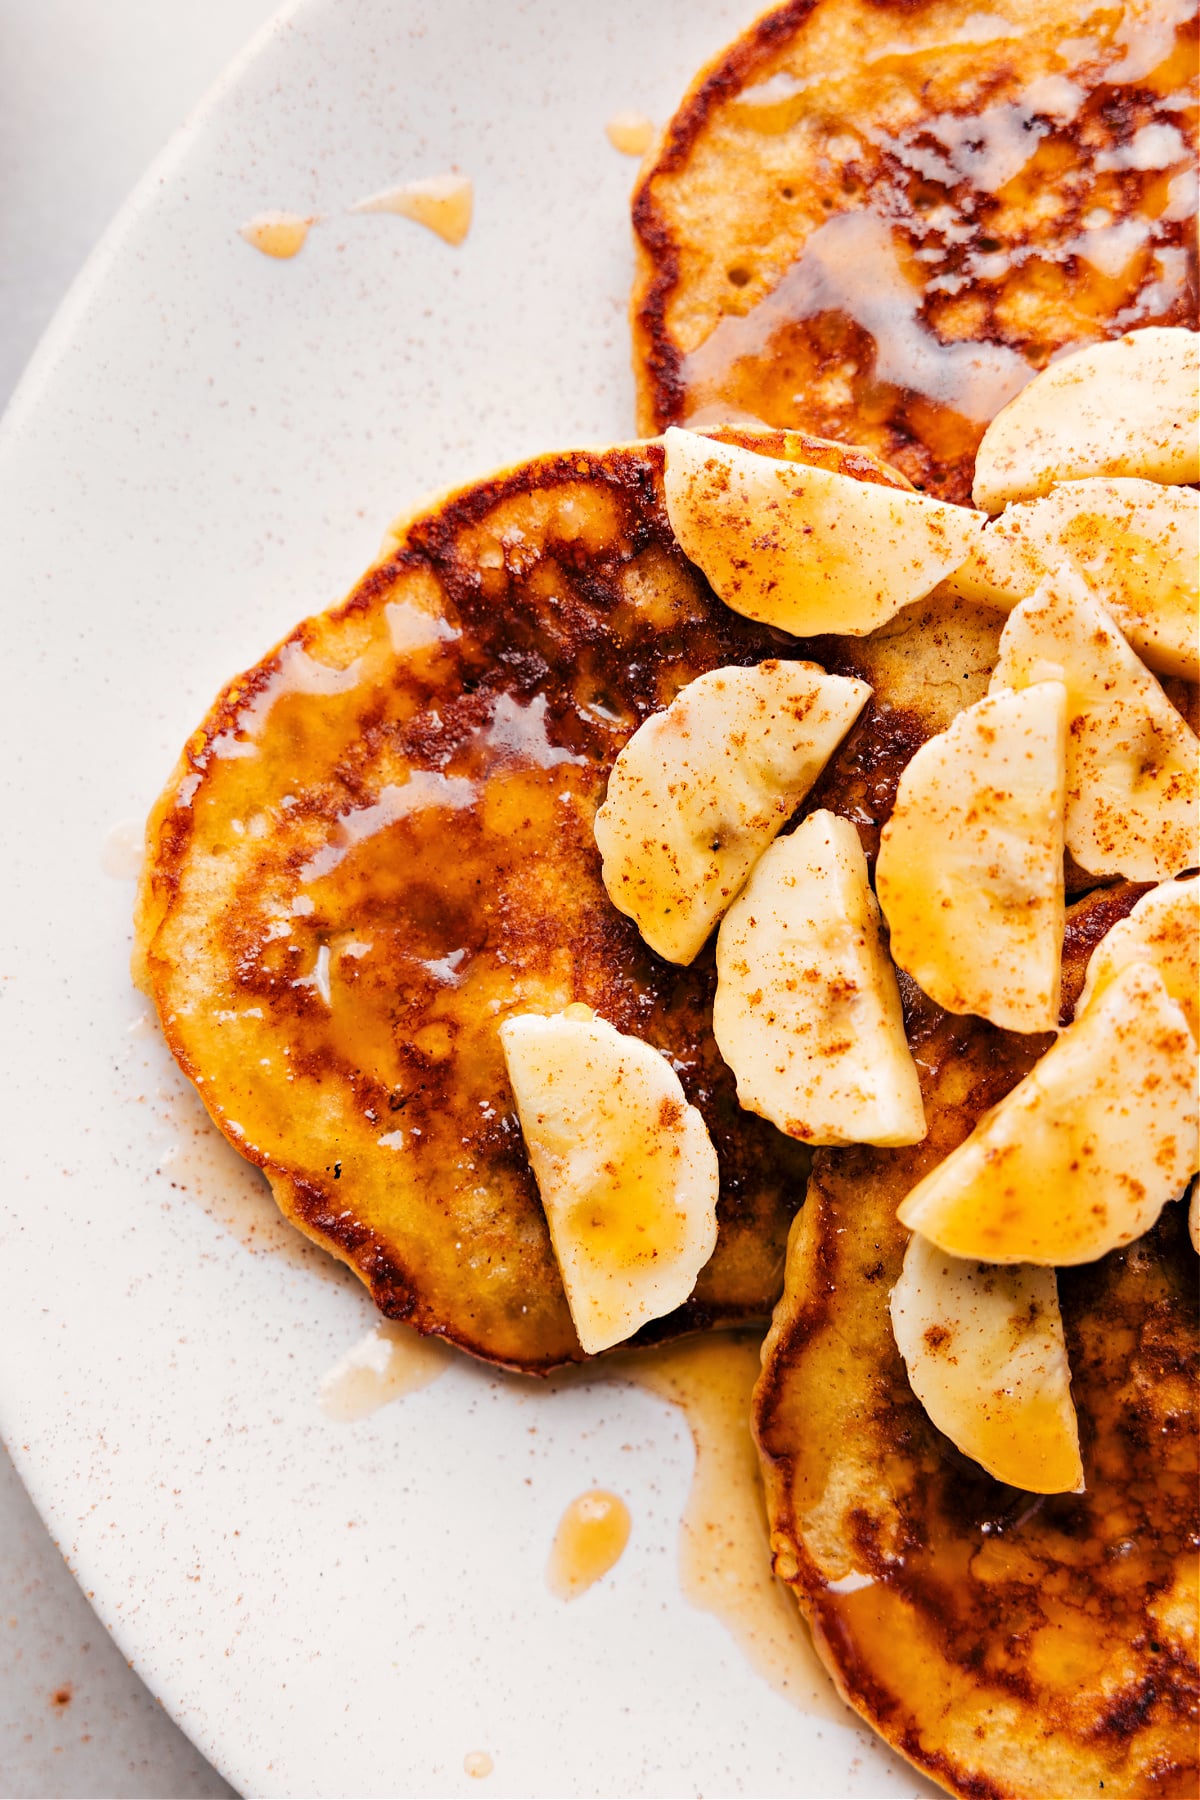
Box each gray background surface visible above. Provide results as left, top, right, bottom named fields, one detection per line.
left=1, top=9, right=273, bottom=1790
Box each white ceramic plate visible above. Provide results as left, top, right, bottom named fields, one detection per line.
left=0, top=4, right=937, bottom=1793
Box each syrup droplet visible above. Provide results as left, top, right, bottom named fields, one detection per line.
left=547, top=1489, right=631, bottom=1599
left=102, top=819, right=145, bottom=880
left=318, top=1319, right=452, bottom=1419
left=463, top=1751, right=494, bottom=1780
left=238, top=212, right=316, bottom=259
left=351, top=175, right=473, bottom=245
left=606, top=111, right=654, bottom=156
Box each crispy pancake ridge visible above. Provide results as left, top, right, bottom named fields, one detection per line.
left=137, top=429, right=922, bottom=1373
left=754, top=886, right=1200, bottom=1800
left=632, top=0, right=1200, bottom=500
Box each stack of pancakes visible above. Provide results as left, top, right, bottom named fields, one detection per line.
left=135, top=3, right=1198, bottom=1794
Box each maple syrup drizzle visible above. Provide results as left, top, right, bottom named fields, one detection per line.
left=682, top=209, right=1033, bottom=428
left=609, top=1334, right=843, bottom=1718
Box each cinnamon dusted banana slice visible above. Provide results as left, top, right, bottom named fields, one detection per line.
left=890, top=1235, right=1082, bottom=1495
left=943, top=478, right=1200, bottom=682
left=713, top=809, right=925, bottom=1147
left=876, top=682, right=1067, bottom=1033
left=499, top=1009, right=718, bottom=1355
left=594, top=660, right=870, bottom=964
left=990, top=566, right=1199, bottom=881
left=898, top=961, right=1199, bottom=1265
left=1076, top=875, right=1199, bottom=1042
left=973, top=327, right=1200, bottom=513
left=662, top=428, right=982, bottom=637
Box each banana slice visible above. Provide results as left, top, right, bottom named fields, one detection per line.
left=1076, top=875, right=1199, bottom=1043
left=876, top=682, right=1067, bottom=1033
left=594, top=660, right=871, bottom=964
left=499, top=1009, right=719, bottom=1355
left=990, top=566, right=1199, bottom=881
left=973, top=327, right=1200, bottom=513
left=713, top=809, right=925, bottom=1146
left=890, top=1234, right=1083, bottom=1495
left=942, top=478, right=1200, bottom=683
left=662, top=428, right=982, bottom=637
left=898, top=961, right=1198, bottom=1265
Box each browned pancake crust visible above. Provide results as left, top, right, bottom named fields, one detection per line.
left=632, top=0, right=1199, bottom=500
left=137, top=428, right=927, bottom=1374
left=754, top=886, right=1200, bottom=1799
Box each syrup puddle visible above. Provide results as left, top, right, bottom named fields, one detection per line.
left=102, top=819, right=144, bottom=880
left=319, top=1320, right=453, bottom=1419
left=238, top=212, right=317, bottom=259
left=350, top=175, right=473, bottom=245
left=547, top=1489, right=632, bottom=1599
left=606, top=111, right=654, bottom=156
left=608, top=1333, right=841, bottom=1719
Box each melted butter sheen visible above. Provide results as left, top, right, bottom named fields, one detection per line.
left=547, top=1490, right=631, bottom=1599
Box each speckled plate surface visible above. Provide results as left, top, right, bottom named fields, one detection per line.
left=0, top=4, right=935, bottom=1794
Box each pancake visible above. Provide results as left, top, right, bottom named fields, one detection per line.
left=135, top=426, right=935, bottom=1374
left=631, top=0, right=1199, bottom=501
left=754, top=884, right=1200, bottom=1800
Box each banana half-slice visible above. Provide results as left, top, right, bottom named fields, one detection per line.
left=990, top=566, right=1199, bottom=882
left=973, top=326, right=1200, bottom=512
left=499, top=1009, right=719, bottom=1355
left=662, top=428, right=982, bottom=637
left=898, top=961, right=1198, bottom=1265
left=713, top=809, right=926, bottom=1147
left=1076, top=875, right=1199, bottom=1043
left=942, top=478, right=1200, bottom=683
left=876, top=681, right=1067, bottom=1033
left=890, top=1234, right=1083, bottom=1495
left=594, top=660, right=871, bottom=964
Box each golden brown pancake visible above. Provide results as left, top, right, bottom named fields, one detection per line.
left=135, top=426, right=936, bottom=1374
left=754, top=884, right=1200, bottom=1800
left=631, top=0, right=1199, bottom=500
